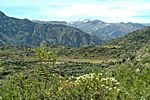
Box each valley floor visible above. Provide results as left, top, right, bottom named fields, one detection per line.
left=0, top=46, right=150, bottom=99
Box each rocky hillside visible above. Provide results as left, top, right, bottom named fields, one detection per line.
left=69, top=19, right=145, bottom=40
left=0, top=11, right=102, bottom=47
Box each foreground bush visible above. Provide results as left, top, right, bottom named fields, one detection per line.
left=0, top=71, right=122, bottom=99
left=0, top=62, right=149, bottom=99
left=0, top=46, right=149, bottom=99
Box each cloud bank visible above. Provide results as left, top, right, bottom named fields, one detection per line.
left=0, top=0, right=150, bottom=23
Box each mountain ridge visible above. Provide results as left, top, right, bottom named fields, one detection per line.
left=69, top=19, right=145, bottom=40
left=0, top=11, right=102, bottom=47
left=59, top=27, right=150, bottom=59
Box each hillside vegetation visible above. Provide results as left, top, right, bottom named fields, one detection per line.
left=0, top=44, right=150, bottom=99
left=0, top=11, right=150, bottom=100
left=59, top=27, right=150, bottom=60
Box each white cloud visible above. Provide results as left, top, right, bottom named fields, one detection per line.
left=45, top=0, right=150, bottom=22
left=48, top=1, right=149, bottom=17
left=0, top=0, right=150, bottom=22
left=49, top=4, right=132, bottom=17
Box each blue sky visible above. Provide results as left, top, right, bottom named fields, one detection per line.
left=0, top=0, right=150, bottom=23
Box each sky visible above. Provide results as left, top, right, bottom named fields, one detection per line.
left=0, top=0, right=150, bottom=23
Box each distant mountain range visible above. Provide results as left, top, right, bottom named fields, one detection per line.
left=0, top=11, right=102, bottom=47
left=69, top=19, right=146, bottom=40
left=143, top=23, right=150, bottom=26
left=0, top=11, right=149, bottom=47
left=33, top=20, right=67, bottom=25
left=34, top=19, right=147, bottom=41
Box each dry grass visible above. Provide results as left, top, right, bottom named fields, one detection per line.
left=101, top=45, right=121, bottom=49
left=58, top=57, right=107, bottom=64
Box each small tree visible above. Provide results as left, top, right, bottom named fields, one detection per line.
left=35, top=44, right=57, bottom=65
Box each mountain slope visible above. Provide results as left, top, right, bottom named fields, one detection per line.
left=0, top=11, right=102, bottom=47
left=105, top=27, right=150, bottom=49
left=69, top=20, right=145, bottom=40
left=59, top=27, right=150, bottom=59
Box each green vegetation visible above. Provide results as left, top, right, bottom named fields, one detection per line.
left=0, top=11, right=150, bottom=100
left=0, top=44, right=150, bottom=99
left=59, top=27, right=150, bottom=60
